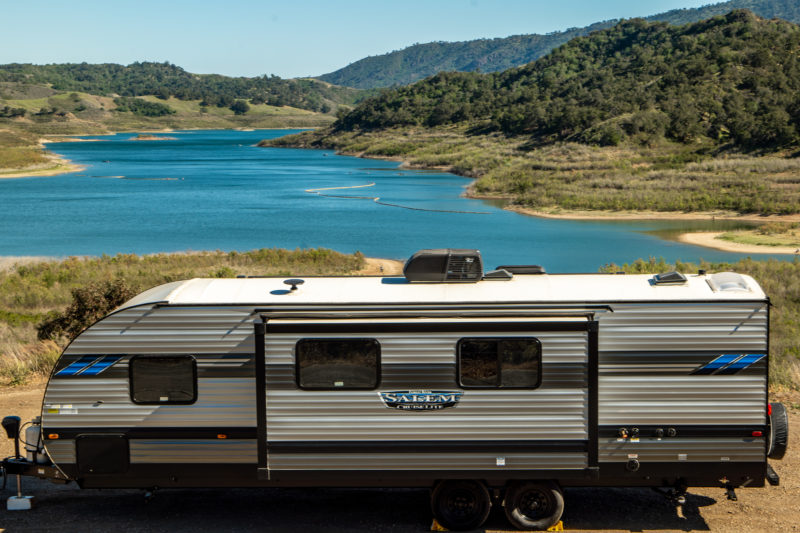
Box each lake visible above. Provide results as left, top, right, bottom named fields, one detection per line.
left=0, top=129, right=787, bottom=272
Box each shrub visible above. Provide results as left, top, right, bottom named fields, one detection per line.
left=37, top=278, right=138, bottom=341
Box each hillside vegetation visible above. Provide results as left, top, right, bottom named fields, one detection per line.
left=318, top=0, right=800, bottom=89
left=270, top=12, right=800, bottom=215
left=0, top=61, right=361, bottom=114
left=0, top=249, right=366, bottom=385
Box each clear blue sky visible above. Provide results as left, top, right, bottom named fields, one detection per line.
left=1, top=0, right=721, bottom=78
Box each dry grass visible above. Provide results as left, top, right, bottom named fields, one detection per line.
left=0, top=248, right=366, bottom=385
left=268, top=126, right=800, bottom=215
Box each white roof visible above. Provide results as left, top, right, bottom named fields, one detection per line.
left=121, top=272, right=767, bottom=308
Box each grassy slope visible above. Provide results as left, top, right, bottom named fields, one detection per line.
left=719, top=222, right=800, bottom=246
left=265, top=126, right=800, bottom=215
left=0, top=248, right=365, bottom=385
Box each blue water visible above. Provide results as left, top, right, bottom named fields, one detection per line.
left=0, top=129, right=789, bottom=272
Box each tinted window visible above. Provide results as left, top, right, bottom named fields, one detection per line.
left=130, top=355, right=197, bottom=404
left=459, top=338, right=541, bottom=389
left=296, top=339, right=379, bottom=389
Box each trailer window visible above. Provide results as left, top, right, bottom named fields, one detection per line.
left=458, top=338, right=541, bottom=389
left=296, top=339, right=379, bottom=390
left=129, top=355, right=197, bottom=404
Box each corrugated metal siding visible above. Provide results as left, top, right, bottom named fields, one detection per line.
left=265, top=330, right=589, bottom=444
left=598, top=303, right=767, bottom=352
left=129, top=440, right=256, bottom=463
left=597, top=303, right=768, bottom=426
left=268, top=452, right=587, bottom=471
left=43, top=378, right=255, bottom=428
left=44, top=440, right=75, bottom=464
left=65, top=306, right=257, bottom=354
left=599, top=437, right=764, bottom=462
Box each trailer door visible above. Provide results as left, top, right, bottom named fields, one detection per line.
left=256, top=315, right=598, bottom=483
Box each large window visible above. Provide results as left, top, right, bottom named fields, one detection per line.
left=458, top=338, right=541, bottom=389
left=129, top=355, right=197, bottom=404
left=296, top=339, right=380, bottom=390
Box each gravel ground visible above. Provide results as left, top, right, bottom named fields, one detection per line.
left=1, top=384, right=797, bottom=533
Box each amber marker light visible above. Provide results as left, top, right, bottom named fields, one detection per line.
left=47, top=433, right=59, bottom=440
left=217, top=434, right=227, bottom=439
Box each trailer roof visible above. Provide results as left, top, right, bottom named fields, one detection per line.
left=121, top=272, right=767, bottom=309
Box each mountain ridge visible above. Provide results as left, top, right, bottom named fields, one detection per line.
left=317, top=0, right=800, bottom=89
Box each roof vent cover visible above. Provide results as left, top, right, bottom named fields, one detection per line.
left=404, top=249, right=483, bottom=283
left=653, top=271, right=688, bottom=285
left=707, top=272, right=751, bottom=292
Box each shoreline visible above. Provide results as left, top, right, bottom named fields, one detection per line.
left=676, top=231, right=800, bottom=255
left=1, top=126, right=318, bottom=180
left=281, top=144, right=800, bottom=224
left=502, top=204, right=800, bottom=222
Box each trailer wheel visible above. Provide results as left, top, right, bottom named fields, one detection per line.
left=768, top=402, right=789, bottom=460
left=504, top=481, right=564, bottom=531
left=430, top=479, right=491, bottom=531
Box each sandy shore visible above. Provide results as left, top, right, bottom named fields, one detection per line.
left=503, top=204, right=800, bottom=222
left=0, top=255, right=57, bottom=271
left=678, top=231, right=800, bottom=254
left=0, top=142, right=86, bottom=179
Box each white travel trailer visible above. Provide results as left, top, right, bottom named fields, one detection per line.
left=2, top=249, right=789, bottom=530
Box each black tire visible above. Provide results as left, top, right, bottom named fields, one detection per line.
left=768, top=402, right=789, bottom=460
left=504, top=481, right=564, bottom=531
left=430, top=479, right=492, bottom=531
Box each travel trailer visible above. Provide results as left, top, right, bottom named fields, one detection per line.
left=2, top=249, right=789, bottom=530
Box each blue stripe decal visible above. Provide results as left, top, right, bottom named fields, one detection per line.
left=715, top=353, right=766, bottom=375
left=80, top=355, right=123, bottom=376
left=691, top=353, right=742, bottom=375
left=55, top=355, right=100, bottom=376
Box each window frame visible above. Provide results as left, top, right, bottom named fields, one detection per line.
left=128, top=354, right=198, bottom=405
left=457, top=336, right=543, bottom=390
left=295, top=337, right=381, bottom=391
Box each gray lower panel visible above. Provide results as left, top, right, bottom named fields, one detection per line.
left=129, top=440, right=257, bottom=463
left=599, top=437, right=764, bottom=462
left=44, top=439, right=76, bottom=464
left=267, top=452, right=587, bottom=471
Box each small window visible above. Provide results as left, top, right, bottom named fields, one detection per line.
left=296, top=339, right=379, bottom=390
left=458, top=337, right=541, bottom=389
left=130, top=355, right=197, bottom=404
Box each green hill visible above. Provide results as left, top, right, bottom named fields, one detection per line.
left=269, top=11, right=800, bottom=215
left=317, top=0, right=800, bottom=89
left=0, top=61, right=362, bottom=113
left=336, top=10, right=800, bottom=150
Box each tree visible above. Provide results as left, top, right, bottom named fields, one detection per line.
left=230, top=99, right=250, bottom=115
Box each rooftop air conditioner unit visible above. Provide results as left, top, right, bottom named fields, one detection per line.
left=403, top=249, right=483, bottom=283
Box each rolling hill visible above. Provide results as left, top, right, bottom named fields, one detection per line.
left=317, top=0, right=800, bottom=89
left=269, top=11, right=800, bottom=215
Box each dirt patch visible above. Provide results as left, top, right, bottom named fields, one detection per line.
left=357, top=257, right=404, bottom=275
left=0, top=386, right=797, bottom=532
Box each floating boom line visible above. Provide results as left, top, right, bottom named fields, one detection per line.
left=304, top=183, right=490, bottom=215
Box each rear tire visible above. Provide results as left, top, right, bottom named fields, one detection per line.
left=768, top=402, right=789, bottom=460
left=504, top=481, right=564, bottom=531
left=430, top=479, right=492, bottom=531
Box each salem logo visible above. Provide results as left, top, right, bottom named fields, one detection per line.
left=379, top=390, right=463, bottom=411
